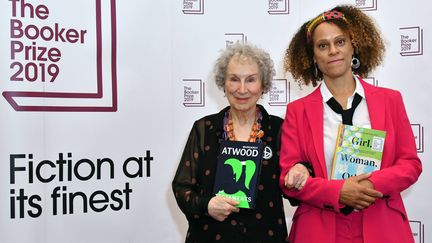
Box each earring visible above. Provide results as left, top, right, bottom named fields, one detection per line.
left=351, top=57, right=360, bottom=69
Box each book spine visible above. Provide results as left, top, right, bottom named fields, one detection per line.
left=330, top=124, right=344, bottom=179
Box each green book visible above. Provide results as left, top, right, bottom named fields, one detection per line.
left=330, top=124, right=386, bottom=180
left=213, top=140, right=264, bottom=209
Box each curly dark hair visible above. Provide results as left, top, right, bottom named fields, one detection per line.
left=284, top=5, right=385, bottom=87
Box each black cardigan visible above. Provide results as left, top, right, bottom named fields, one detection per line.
left=172, top=105, right=289, bottom=243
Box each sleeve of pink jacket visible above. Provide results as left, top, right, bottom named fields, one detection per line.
left=279, top=101, right=345, bottom=213
left=368, top=90, right=422, bottom=196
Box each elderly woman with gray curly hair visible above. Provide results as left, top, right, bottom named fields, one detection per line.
left=172, top=43, right=306, bottom=243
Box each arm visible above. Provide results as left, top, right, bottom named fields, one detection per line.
left=172, top=122, right=211, bottom=219
left=368, top=91, right=422, bottom=195
left=339, top=173, right=382, bottom=210
left=172, top=121, right=239, bottom=221
left=279, top=103, right=345, bottom=212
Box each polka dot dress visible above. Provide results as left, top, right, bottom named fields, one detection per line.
left=172, top=105, right=289, bottom=243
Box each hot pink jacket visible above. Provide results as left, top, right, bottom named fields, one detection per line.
left=279, top=78, right=422, bottom=243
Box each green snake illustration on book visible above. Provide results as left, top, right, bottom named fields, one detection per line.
left=216, top=158, right=256, bottom=208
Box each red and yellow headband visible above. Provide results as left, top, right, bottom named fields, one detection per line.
left=306, top=10, right=347, bottom=43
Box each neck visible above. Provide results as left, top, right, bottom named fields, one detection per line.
left=230, top=106, right=257, bottom=125
left=225, top=106, right=262, bottom=142
left=324, top=74, right=355, bottom=109
left=324, top=73, right=355, bottom=96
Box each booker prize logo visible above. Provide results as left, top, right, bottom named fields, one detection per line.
left=409, top=220, right=424, bottom=243
left=2, top=0, right=117, bottom=112
left=266, top=79, right=290, bottom=106
left=353, top=0, right=377, bottom=11
left=183, top=79, right=205, bottom=107
left=268, top=0, right=289, bottom=15
left=400, top=26, right=424, bottom=56
left=182, top=0, right=204, bottom=15
left=411, top=124, right=424, bottom=153
left=225, top=33, right=247, bottom=47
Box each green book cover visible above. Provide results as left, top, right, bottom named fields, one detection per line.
left=213, top=140, right=264, bottom=209
left=330, top=124, right=386, bottom=180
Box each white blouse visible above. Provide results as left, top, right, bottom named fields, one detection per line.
left=321, top=75, right=372, bottom=178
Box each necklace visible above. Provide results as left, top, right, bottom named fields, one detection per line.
left=223, top=107, right=264, bottom=143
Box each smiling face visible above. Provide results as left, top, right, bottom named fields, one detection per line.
left=312, top=22, right=354, bottom=81
left=224, top=55, right=263, bottom=114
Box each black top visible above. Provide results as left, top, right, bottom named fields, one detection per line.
left=172, top=105, right=289, bottom=243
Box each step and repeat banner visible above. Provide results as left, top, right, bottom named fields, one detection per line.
left=0, top=0, right=430, bottom=242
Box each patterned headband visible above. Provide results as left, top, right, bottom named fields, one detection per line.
left=306, top=10, right=347, bottom=43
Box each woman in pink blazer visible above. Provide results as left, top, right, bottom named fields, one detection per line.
left=279, top=5, right=422, bottom=243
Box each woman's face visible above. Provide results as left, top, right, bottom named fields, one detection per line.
left=312, top=22, right=354, bottom=80
left=224, top=55, right=263, bottom=114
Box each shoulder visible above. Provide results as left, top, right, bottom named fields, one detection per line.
left=195, top=113, right=218, bottom=125
left=269, top=114, right=283, bottom=124
left=258, top=105, right=283, bottom=125
left=360, top=77, right=400, bottom=96
left=379, top=88, right=402, bottom=102
left=191, top=107, right=227, bottom=131
left=267, top=115, right=283, bottom=132
left=362, top=80, right=403, bottom=102
left=375, top=86, right=401, bottom=99
left=287, top=86, right=321, bottom=110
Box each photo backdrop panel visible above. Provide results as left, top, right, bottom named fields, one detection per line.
left=1, top=0, right=175, bottom=242
left=0, top=0, right=430, bottom=243
left=173, top=1, right=430, bottom=242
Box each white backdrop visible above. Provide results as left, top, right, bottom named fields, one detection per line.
left=0, top=0, right=430, bottom=242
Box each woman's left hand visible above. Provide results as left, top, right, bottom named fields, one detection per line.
left=339, top=173, right=383, bottom=209
left=284, top=163, right=310, bottom=190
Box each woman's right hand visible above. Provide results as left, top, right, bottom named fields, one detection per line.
left=208, top=196, right=240, bottom=222
left=284, top=163, right=310, bottom=190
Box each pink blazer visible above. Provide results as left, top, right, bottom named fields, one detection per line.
left=279, top=78, right=422, bottom=243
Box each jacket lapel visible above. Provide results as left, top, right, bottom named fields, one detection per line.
left=302, top=79, right=386, bottom=178
left=304, top=87, right=327, bottom=177
left=360, top=78, right=386, bottom=131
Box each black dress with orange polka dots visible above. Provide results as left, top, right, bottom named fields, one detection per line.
left=172, top=105, right=289, bottom=243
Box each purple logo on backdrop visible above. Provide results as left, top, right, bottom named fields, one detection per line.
left=354, top=0, right=377, bottom=11
left=225, top=33, right=247, bottom=47
left=267, top=79, right=290, bottom=106
left=400, top=27, right=424, bottom=56
left=268, top=0, right=289, bottom=15
left=183, top=79, right=205, bottom=107
left=409, top=220, right=424, bottom=243
left=182, top=0, right=204, bottom=15
left=411, top=124, right=424, bottom=153
left=3, top=0, right=117, bottom=112
left=362, top=77, right=379, bottom=86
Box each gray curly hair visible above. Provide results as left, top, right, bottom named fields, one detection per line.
left=213, top=43, right=275, bottom=93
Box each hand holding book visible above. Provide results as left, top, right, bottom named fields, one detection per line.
left=208, top=196, right=240, bottom=222
left=331, top=124, right=386, bottom=212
